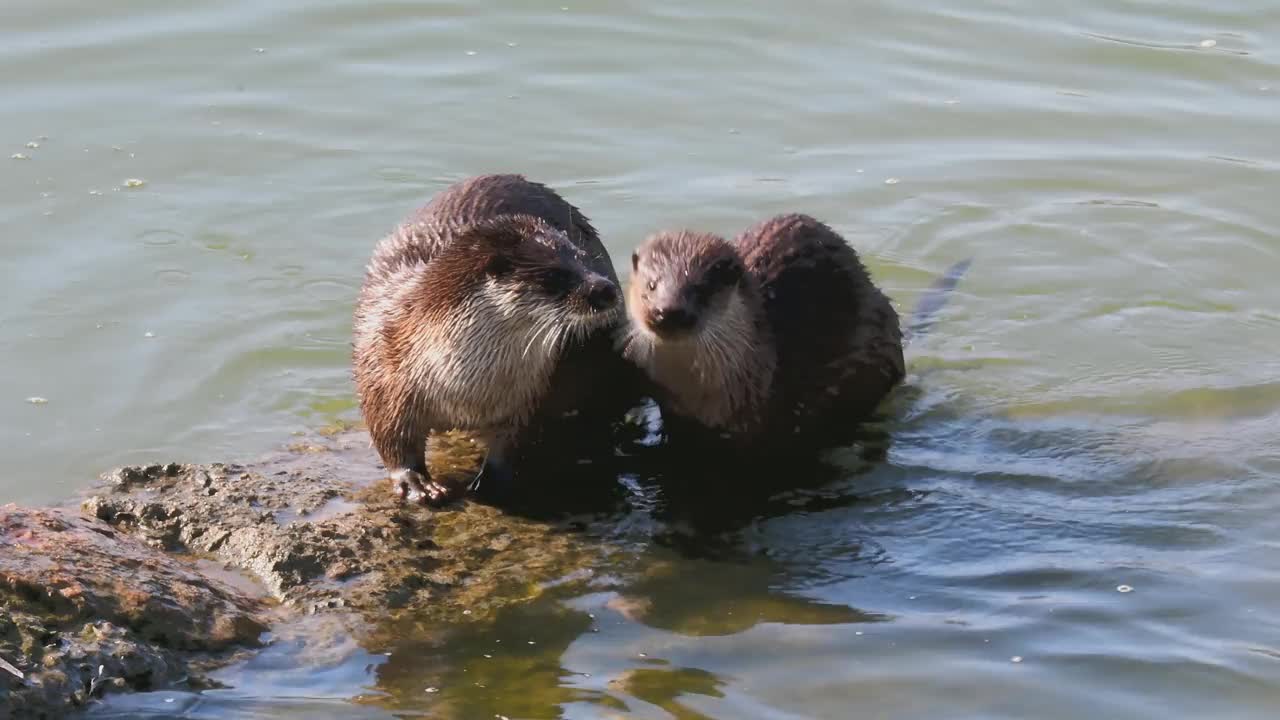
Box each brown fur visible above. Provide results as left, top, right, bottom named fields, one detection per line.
left=352, top=174, right=634, bottom=501
left=623, top=213, right=904, bottom=452
left=624, top=231, right=775, bottom=434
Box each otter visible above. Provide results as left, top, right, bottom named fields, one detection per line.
left=621, top=213, right=912, bottom=453
left=353, top=174, right=631, bottom=505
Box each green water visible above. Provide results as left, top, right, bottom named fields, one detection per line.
left=5, top=0, right=1280, bottom=718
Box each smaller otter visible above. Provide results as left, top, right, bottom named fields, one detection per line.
left=621, top=214, right=905, bottom=452
left=353, top=175, right=625, bottom=506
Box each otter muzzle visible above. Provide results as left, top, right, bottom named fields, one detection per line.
left=584, top=278, right=619, bottom=312
left=646, top=306, right=698, bottom=337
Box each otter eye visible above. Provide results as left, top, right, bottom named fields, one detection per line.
left=539, top=268, right=576, bottom=297
left=706, top=259, right=740, bottom=287
left=692, top=259, right=740, bottom=304
left=646, top=279, right=657, bottom=292
left=631, top=251, right=639, bottom=271
left=484, top=256, right=514, bottom=277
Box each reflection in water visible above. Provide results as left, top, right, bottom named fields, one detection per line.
left=602, top=552, right=888, bottom=637
left=367, top=595, right=610, bottom=720
left=618, top=411, right=895, bottom=535
left=88, top=616, right=396, bottom=719
left=610, top=666, right=726, bottom=720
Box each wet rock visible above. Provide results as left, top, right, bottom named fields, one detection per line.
left=0, top=505, right=267, bottom=718
left=81, top=429, right=616, bottom=635
left=0, top=426, right=631, bottom=715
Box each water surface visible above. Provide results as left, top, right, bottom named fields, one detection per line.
left=4, top=1, right=1280, bottom=718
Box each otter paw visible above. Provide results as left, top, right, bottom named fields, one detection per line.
left=389, top=469, right=458, bottom=506
left=419, top=478, right=460, bottom=507
left=389, top=468, right=428, bottom=501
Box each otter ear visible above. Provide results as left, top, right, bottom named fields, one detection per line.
left=631, top=251, right=640, bottom=272
left=484, top=255, right=514, bottom=277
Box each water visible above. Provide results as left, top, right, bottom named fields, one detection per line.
left=5, top=0, right=1280, bottom=717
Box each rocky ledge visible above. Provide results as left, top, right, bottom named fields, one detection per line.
left=0, top=506, right=267, bottom=717
left=1, top=426, right=621, bottom=718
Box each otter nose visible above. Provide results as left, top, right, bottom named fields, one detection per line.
left=584, top=278, right=619, bottom=311
left=647, top=306, right=697, bottom=334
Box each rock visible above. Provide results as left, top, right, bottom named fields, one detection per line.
left=81, top=428, right=619, bottom=636
left=3, top=425, right=634, bottom=715
left=0, top=505, right=267, bottom=718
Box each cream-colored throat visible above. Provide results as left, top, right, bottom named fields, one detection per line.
left=409, top=283, right=567, bottom=431
left=633, top=292, right=774, bottom=431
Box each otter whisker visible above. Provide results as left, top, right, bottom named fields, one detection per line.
left=554, top=315, right=573, bottom=353
left=522, top=310, right=559, bottom=358
left=521, top=319, right=548, bottom=358
left=540, top=313, right=563, bottom=354
left=549, top=313, right=570, bottom=353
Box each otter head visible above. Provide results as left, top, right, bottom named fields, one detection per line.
left=448, top=214, right=621, bottom=340
left=626, top=231, right=746, bottom=342
left=622, top=230, right=772, bottom=431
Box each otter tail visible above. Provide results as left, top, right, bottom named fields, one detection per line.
left=904, top=257, right=971, bottom=344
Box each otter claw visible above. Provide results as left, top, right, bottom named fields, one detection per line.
left=390, top=469, right=458, bottom=507
left=420, top=479, right=457, bottom=506
left=390, top=468, right=428, bottom=502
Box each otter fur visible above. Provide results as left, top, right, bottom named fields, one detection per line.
left=622, top=213, right=906, bottom=453
left=353, top=174, right=633, bottom=505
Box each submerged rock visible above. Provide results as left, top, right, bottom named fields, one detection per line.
left=0, top=505, right=267, bottom=718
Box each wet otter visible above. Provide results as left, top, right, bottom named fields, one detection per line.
left=621, top=213, right=911, bottom=453
left=353, top=174, right=630, bottom=505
